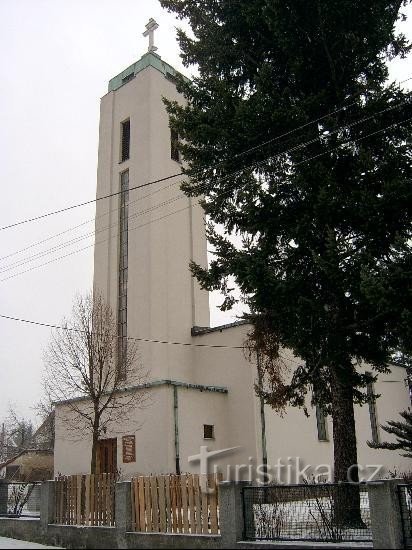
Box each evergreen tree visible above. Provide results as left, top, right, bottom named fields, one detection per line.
left=368, top=409, right=412, bottom=458
left=161, top=0, right=412, bottom=490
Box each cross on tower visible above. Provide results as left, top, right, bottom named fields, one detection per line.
left=143, top=18, right=159, bottom=53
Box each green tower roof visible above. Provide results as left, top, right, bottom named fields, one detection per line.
left=108, top=52, right=188, bottom=92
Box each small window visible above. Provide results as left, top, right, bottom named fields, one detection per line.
left=316, top=405, right=328, bottom=442
left=122, top=73, right=134, bottom=84
left=120, top=119, right=130, bottom=162
left=367, top=377, right=379, bottom=444
left=170, top=129, right=180, bottom=162
left=203, top=424, right=214, bottom=439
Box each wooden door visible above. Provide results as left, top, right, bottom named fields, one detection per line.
left=96, top=438, right=117, bottom=474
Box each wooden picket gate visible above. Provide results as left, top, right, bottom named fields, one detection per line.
left=131, top=473, right=221, bottom=534
left=54, top=474, right=116, bottom=526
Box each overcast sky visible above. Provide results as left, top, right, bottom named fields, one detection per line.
left=0, top=0, right=411, bottom=424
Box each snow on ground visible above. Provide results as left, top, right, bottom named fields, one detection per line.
left=253, top=496, right=372, bottom=542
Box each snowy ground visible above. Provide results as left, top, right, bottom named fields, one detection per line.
left=253, top=495, right=372, bottom=542
left=0, top=537, right=61, bottom=549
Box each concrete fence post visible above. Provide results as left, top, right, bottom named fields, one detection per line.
left=368, top=478, right=404, bottom=549
left=115, top=481, right=132, bottom=549
left=218, top=481, right=250, bottom=548
left=0, top=479, right=7, bottom=516
left=40, top=480, right=55, bottom=530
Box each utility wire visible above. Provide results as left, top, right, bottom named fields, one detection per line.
left=0, top=203, right=195, bottom=282
left=1, top=74, right=411, bottom=233
left=0, top=313, right=244, bottom=350
left=2, top=94, right=410, bottom=270
left=198, top=96, right=412, bottom=193
left=194, top=75, right=412, bottom=174
left=0, top=194, right=186, bottom=274
left=1, top=113, right=411, bottom=282
left=0, top=172, right=183, bottom=232
left=0, top=179, right=181, bottom=262
left=0, top=312, right=303, bottom=366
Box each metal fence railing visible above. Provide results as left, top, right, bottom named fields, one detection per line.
left=243, top=483, right=372, bottom=543
left=399, top=484, right=412, bottom=549
left=0, top=482, right=42, bottom=518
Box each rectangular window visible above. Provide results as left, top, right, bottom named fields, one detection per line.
left=117, top=170, right=129, bottom=379
left=122, top=73, right=134, bottom=84
left=316, top=405, right=328, bottom=441
left=203, top=424, right=214, bottom=439
left=120, top=119, right=130, bottom=162
left=170, top=128, right=180, bottom=163
left=367, top=378, right=380, bottom=444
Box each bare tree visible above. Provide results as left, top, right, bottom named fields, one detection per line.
left=0, top=407, right=35, bottom=461
left=32, top=397, right=55, bottom=451
left=43, top=291, right=149, bottom=473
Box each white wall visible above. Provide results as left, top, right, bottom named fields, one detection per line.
left=93, top=55, right=210, bottom=386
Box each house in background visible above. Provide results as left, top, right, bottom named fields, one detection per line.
left=0, top=412, right=54, bottom=482
left=0, top=449, right=53, bottom=482
left=53, top=22, right=411, bottom=481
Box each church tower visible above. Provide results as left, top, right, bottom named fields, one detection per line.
left=93, top=22, right=210, bottom=381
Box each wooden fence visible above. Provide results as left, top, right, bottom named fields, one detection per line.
left=131, top=473, right=221, bottom=534
left=54, top=474, right=116, bottom=526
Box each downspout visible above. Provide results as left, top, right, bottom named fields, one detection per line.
left=173, top=385, right=181, bottom=474
left=257, top=352, right=268, bottom=481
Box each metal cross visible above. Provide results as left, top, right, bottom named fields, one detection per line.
left=143, top=18, right=159, bottom=53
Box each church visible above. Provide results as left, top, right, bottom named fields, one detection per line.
left=54, top=20, right=411, bottom=482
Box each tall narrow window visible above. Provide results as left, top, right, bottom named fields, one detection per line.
left=120, top=119, right=130, bottom=162
left=367, top=377, right=380, bottom=444
left=170, top=128, right=180, bottom=162
left=316, top=405, right=328, bottom=441
left=117, top=170, right=129, bottom=379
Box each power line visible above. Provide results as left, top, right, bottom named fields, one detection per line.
left=0, top=203, right=195, bottom=282
left=199, top=97, right=412, bottom=193
left=2, top=93, right=410, bottom=271
left=2, top=113, right=411, bottom=282
left=202, top=75, right=412, bottom=171
left=0, top=172, right=183, bottom=232
left=0, top=313, right=243, bottom=350
left=0, top=194, right=186, bottom=274
left=1, top=74, right=410, bottom=234
left=0, top=179, right=181, bottom=262
left=0, top=312, right=303, bottom=366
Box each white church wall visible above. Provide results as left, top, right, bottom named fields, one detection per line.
left=94, top=60, right=209, bottom=386
left=54, top=385, right=175, bottom=477
left=190, top=324, right=412, bottom=481
left=190, top=324, right=264, bottom=475
left=177, top=388, right=231, bottom=475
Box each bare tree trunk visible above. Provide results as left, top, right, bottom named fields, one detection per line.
left=91, top=426, right=99, bottom=475
left=330, top=365, right=364, bottom=528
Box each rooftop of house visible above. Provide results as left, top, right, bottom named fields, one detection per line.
left=0, top=448, right=53, bottom=471
left=191, top=320, right=250, bottom=336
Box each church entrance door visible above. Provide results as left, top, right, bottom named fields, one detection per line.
left=96, top=438, right=117, bottom=474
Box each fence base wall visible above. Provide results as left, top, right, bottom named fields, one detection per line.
left=0, top=517, right=376, bottom=549
left=47, top=524, right=118, bottom=549
left=126, top=532, right=222, bottom=549
left=0, top=519, right=223, bottom=549
left=0, top=518, right=43, bottom=545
